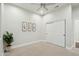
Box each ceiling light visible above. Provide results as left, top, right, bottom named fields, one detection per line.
left=37, top=3, right=48, bottom=16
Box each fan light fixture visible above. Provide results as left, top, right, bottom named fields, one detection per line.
left=37, top=3, right=48, bottom=16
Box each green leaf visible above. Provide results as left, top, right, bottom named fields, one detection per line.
left=3, top=31, right=14, bottom=46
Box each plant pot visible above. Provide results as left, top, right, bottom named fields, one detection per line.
left=6, top=46, right=11, bottom=52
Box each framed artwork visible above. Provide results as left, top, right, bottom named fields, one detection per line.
left=28, top=22, right=32, bottom=32
left=22, top=22, right=27, bottom=32
left=22, top=21, right=36, bottom=32
left=32, top=23, right=36, bottom=32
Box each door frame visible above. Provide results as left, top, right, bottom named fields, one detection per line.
left=46, top=19, right=66, bottom=48
left=74, top=20, right=79, bottom=48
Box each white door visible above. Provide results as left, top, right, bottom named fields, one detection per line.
left=46, top=20, right=66, bottom=47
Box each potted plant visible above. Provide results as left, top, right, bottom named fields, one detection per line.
left=3, top=31, right=13, bottom=52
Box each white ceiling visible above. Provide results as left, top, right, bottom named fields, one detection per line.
left=72, top=3, right=79, bottom=8
left=10, top=3, right=65, bottom=15
left=9, top=3, right=79, bottom=16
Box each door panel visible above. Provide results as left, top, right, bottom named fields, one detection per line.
left=46, top=20, right=65, bottom=47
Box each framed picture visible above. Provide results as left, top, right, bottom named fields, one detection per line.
left=22, top=22, right=27, bottom=32
left=32, top=23, right=36, bottom=32
left=28, top=22, right=32, bottom=32
left=22, top=21, right=36, bottom=32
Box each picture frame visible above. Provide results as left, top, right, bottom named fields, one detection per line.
left=28, top=22, right=32, bottom=32
left=22, top=21, right=27, bottom=32
left=22, top=21, right=36, bottom=32
left=32, top=23, right=36, bottom=32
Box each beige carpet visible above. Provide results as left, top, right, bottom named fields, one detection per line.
left=4, top=41, right=79, bottom=56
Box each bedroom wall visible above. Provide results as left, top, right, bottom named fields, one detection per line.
left=2, top=4, right=44, bottom=48
left=1, top=3, right=74, bottom=49
left=0, top=4, right=3, bottom=56
left=72, top=5, right=79, bottom=46
left=43, top=4, right=74, bottom=48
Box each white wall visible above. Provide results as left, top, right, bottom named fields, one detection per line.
left=43, top=4, right=74, bottom=48
left=72, top=5, right=79, bottom=45
left=2, top=4, right=43, bottom=47
left=1, top=3, right=74, bottom=49
left=0, top=4, right=3, bottom=56
left=72, top=5, right=79, bottom=20
left=74, top=20, right=79, bottom=42
left=0, top=38, right=3, bottom=56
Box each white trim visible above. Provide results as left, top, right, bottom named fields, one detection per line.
left=66, top=47, right=73, bottom=50
left=66, top=45, right=74, bottom=50
left=11, top=40, right=55, bottom=49
left=11, top=40, right=73, bottom=50
left=11, top=40, right=44, bottom=49
left=46, top=19, right=66, bottom=24
left=1, top=3, right=4, bottom=56
left=11, top=40, right=68, bottom=49
left=42, top=40, right=66, bottom=48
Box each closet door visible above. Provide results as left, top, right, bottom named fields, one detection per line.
left=46, top=20, right=66, bottom=47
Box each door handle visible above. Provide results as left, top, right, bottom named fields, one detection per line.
left=64, top=34, right=66, bottom=36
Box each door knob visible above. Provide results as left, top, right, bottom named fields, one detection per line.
left=64, top=34, right=66, bottom=36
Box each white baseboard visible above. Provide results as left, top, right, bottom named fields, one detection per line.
left=11, top=40, right=45, bottom=49
left=11, top=40, right=73, bottom=50
left=66, top=47, right=72, bottom=50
